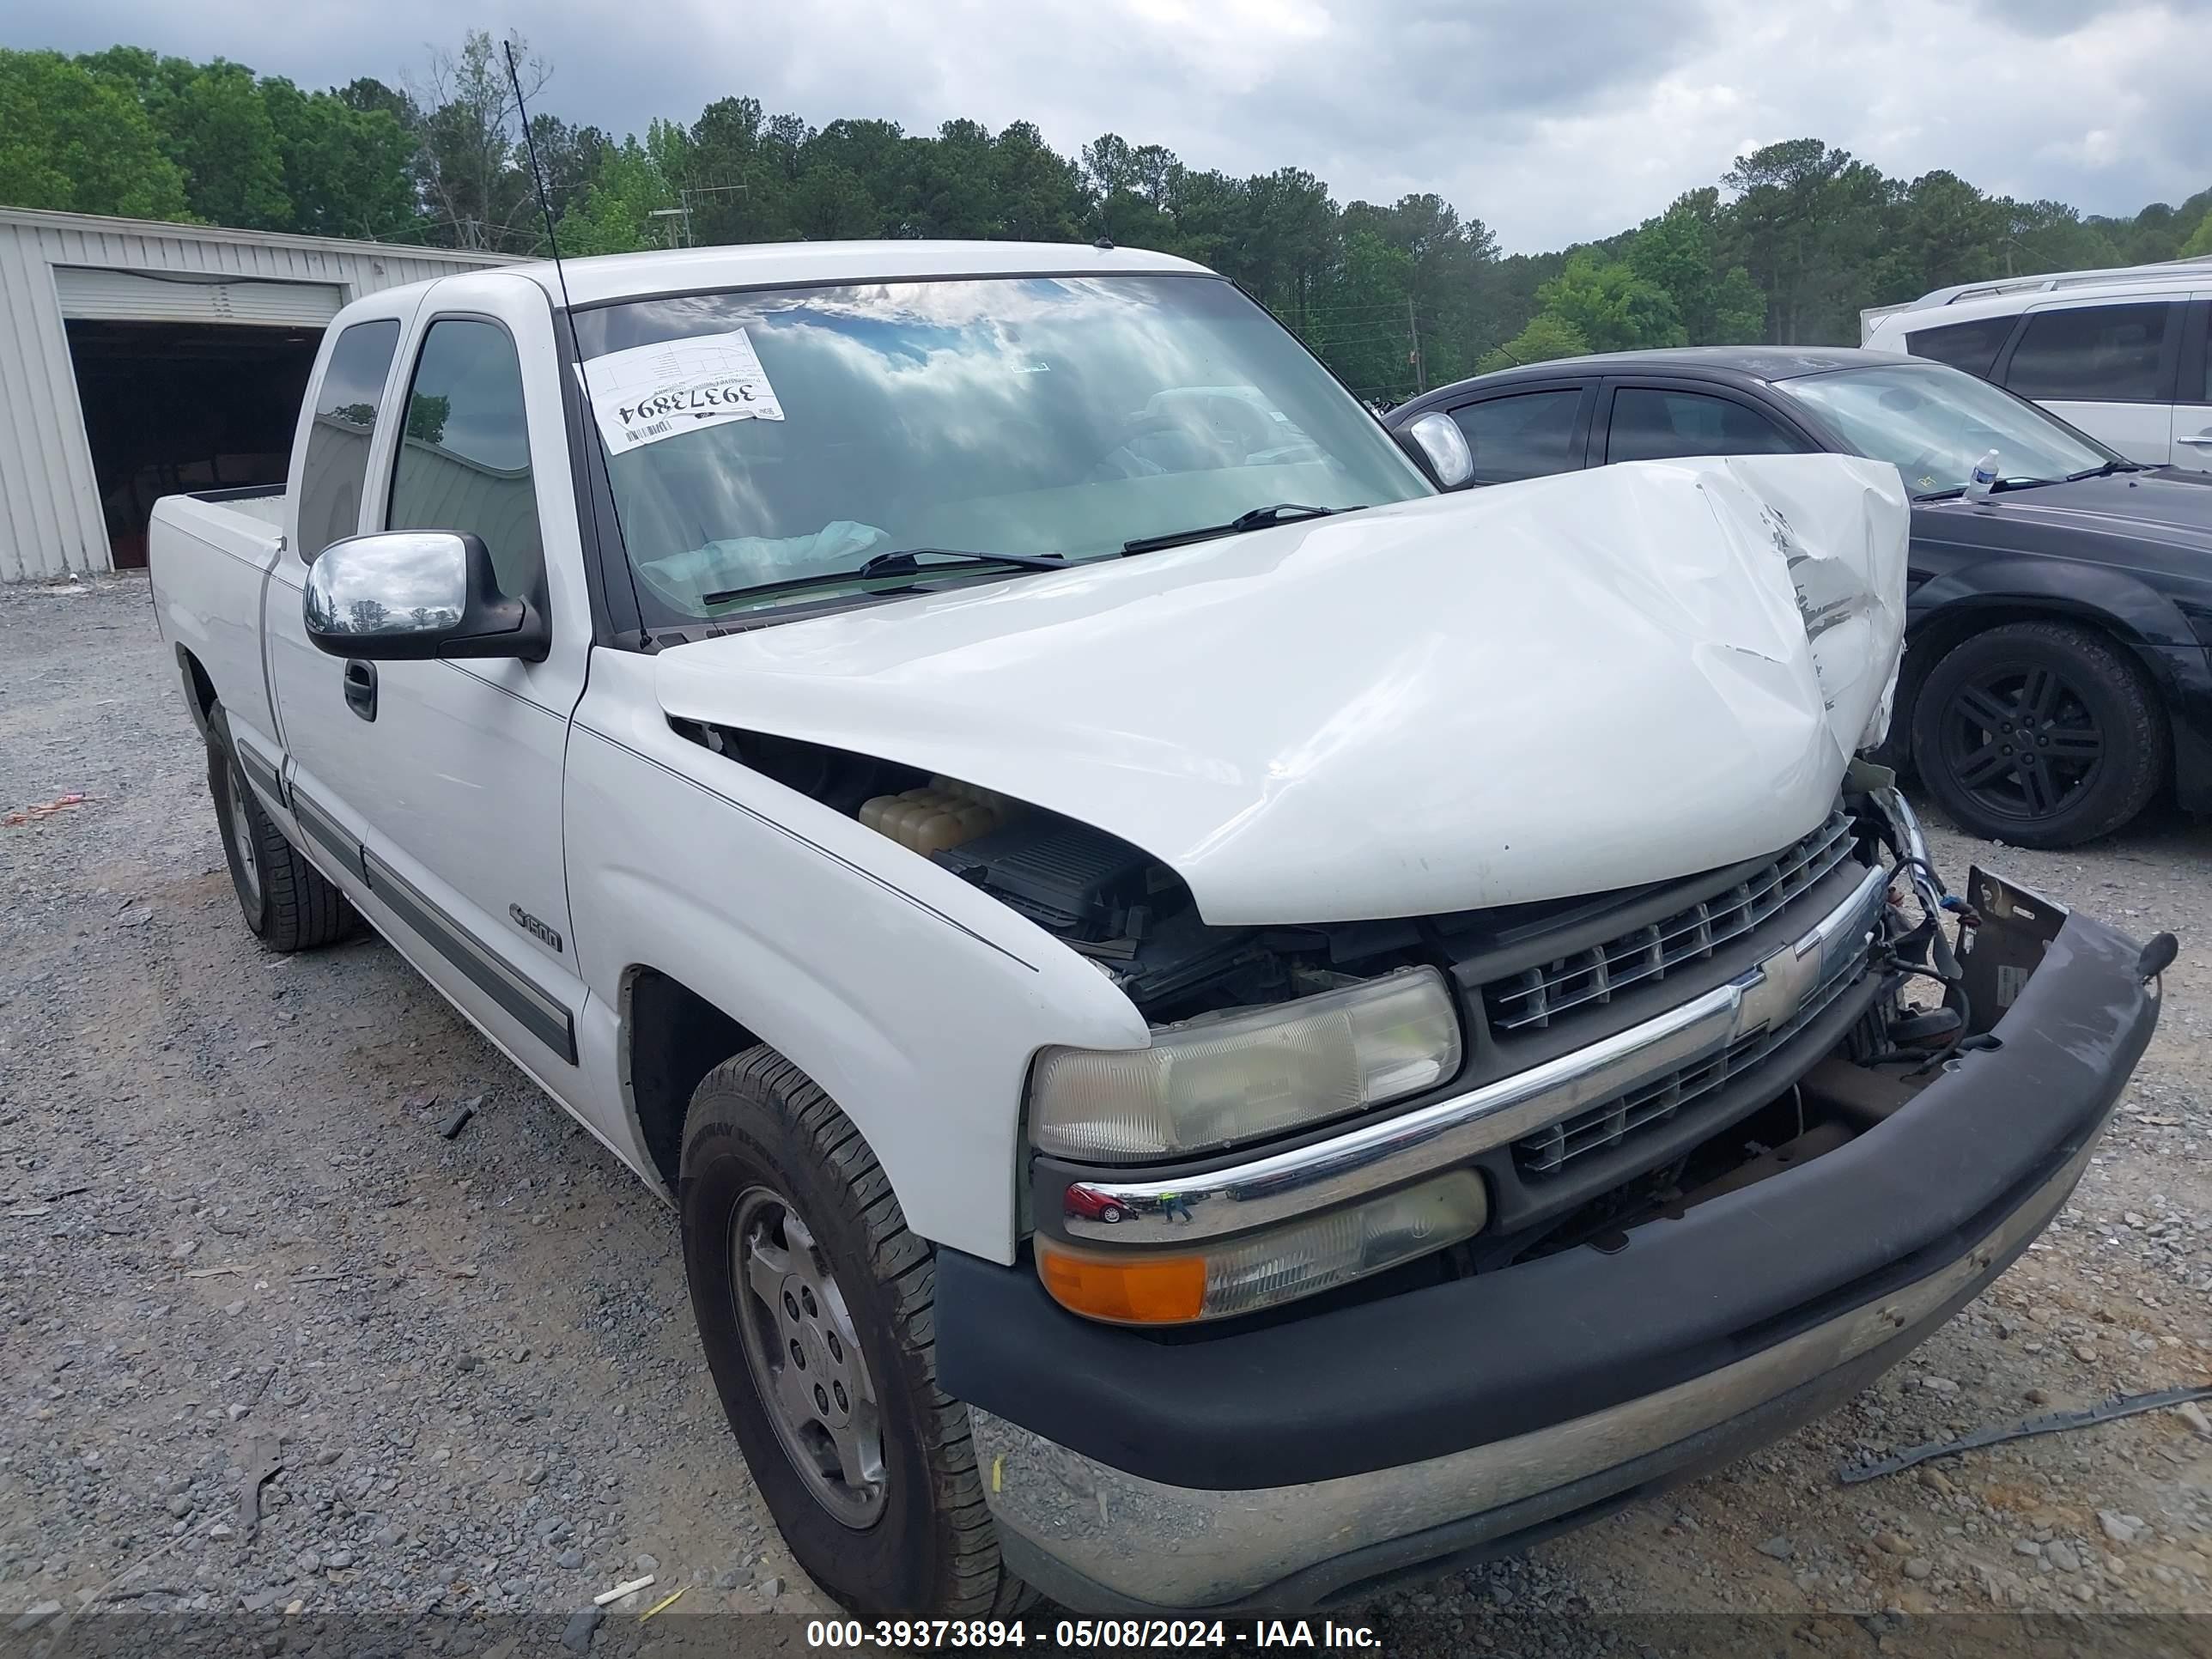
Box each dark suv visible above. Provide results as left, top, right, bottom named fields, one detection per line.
left=1388, top=347, right=2212, bottom=846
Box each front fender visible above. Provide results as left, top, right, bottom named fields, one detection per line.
left=562, top=653, right=1149, bottom=1264
left=1907, top=549, right=2203, bottom=654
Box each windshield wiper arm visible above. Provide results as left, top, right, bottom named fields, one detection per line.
left=699, top=548, right=1066, bottom=608
left=2063, top=459, right=2142, bottom=482
left=855, top=547, right=1069, bottom=579
left=1121, top=502, right=1344, bottom=556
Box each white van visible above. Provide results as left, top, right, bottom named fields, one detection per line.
left=1862, top=259, right=2212, bottom=469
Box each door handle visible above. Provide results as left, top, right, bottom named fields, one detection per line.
left=343, top=659, right=378, bottom=722
left=2179, top=434, right=2212, bottom=447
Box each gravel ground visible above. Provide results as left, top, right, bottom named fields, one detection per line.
left=4, top=574, right=2211, bottom=1655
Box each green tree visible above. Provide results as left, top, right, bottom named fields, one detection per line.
left=553, top=135, right=675, bottom=254
left=1720, top=139, right=1893, bottom=343
left=1478, top=313, right=1591, bottom=373
left=1993, top=199, right=2122, bottom=277
left=1308, top=229, right=1416, bottom=401
left=263, top=78, right=418, bottom=239
left=992, top=120, right=1085, bottom=241
left=1889, top=169, right=2005, bottom=296
left=788, top=163, right=876, bottom=240
left=1534, top=252, right=1684, bottom=352
left=1626, top=191, right=1766, bottom=344
left=156, top=59, right=292, bottom=228
left=0, top=50, right=190, bottom=219
left=2182, top=210, right=2212, bottom=259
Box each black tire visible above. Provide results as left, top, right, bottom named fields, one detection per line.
left=678, top=1046, right=1030, bottom=1618
left=207, top=711, right=356, bottom=952
left=1910, top=620, right=2166, bottom=848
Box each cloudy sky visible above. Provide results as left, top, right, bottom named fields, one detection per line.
left=18, top=0, right=2212, bottom=251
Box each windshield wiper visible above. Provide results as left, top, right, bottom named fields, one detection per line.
left=854, top=547, right=1067, bottom=579
left=1121, top=501, right=1346, bottom=556
left=699, top=548, right=1066, bottom=608
left=1986, top=460, right=2143, bottom=495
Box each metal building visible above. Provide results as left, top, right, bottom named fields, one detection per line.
left=0, top=207, right=509, bottom=582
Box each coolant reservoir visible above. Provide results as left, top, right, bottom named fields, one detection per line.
left=860, top=780, right=1015, bottom=854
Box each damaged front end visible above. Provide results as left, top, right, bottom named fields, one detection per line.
left=678, top=708, right=2069, bottom=1329
left=659, top=451, right=2138, bottom=1331
left=1016, top=779, right=2011, bottom=1323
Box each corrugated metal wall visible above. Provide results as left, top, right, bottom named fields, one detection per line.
left=0, top=208, right=509, bottom=582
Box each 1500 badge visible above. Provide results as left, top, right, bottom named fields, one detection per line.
left=509, top=903, right=563, bottom=953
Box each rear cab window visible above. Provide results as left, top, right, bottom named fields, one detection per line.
left=1604, top=386, right=1805, bottom=464
left=295, top=319, right=400, bottom=562
left=2002, top=301, right=2181, bottom=403
left=1447, top=389, right=1588, bottom=483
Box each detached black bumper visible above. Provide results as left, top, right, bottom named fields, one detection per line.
left=940, top=898, right=2159, bottom=1611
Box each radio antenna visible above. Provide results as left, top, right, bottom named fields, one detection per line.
left=501, top=37, right=653, bottom=647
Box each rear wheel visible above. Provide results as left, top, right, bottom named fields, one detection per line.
left=1910, top=620, right=2165, bottom=847
left=208, top=712, right=356, bottom=951
left=678, top=1046, right=1030, bottom=1617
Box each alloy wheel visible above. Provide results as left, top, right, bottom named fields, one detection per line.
left=1938, top=664, right=2105, bottom=823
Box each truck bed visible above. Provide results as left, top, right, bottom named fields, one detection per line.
left=149, top=486, right=289, bottom=757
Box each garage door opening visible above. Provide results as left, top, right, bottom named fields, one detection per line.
left=64, top=320, right=322, bottom=568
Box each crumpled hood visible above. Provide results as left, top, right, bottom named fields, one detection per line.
left=655, top=454, right=1911, bottom=925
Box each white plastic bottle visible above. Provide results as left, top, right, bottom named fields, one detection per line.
left=1965, top=448, right=2001, bottom=501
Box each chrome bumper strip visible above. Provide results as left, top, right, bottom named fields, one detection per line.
left=1060, top=862, right=1890, bottom=1244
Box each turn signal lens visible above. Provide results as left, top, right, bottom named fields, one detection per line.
left=1035, top=1171, right=1487, bottom=1325
left=1036, top=1247, right=1206, bottom=1324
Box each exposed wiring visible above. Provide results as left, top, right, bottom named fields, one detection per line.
left=1874, top=952, right=1974, bottom=1075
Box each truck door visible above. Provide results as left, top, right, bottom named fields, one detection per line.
left=267, top=273, right=592, bottom=1089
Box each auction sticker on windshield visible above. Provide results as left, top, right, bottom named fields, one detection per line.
left=585, top=328, right=784, bottom=452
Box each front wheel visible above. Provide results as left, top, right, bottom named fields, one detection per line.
left=678, top=1046, right=1030, bottom=1617
left=1910, top=620, right=2166, bottom=848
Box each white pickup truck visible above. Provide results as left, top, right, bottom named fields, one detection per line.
left=149, top=240, right=2165, bottom=1618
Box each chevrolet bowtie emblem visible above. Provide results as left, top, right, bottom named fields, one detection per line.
left=1735, top=874, right=1884, bottom=1040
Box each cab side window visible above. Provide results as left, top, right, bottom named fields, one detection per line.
left=1448, top=390, right=1585, bottom=483
left=1606, top=388, right=1803, bottom=464
left=295, top=319, right=400, bottom=562
left=386, top=318, right=544, bottom=601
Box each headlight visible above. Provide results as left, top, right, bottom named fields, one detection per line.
left=1029, top=967, right=1462, bottom=1161
left=1036, top=1170, right=1487, bottom=1324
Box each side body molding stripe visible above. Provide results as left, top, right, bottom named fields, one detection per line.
left=361, top=848, right=579, bottom=1066
left=289, top=785, right=365, bottom=883
left=236, top=746, right=286, bottom=812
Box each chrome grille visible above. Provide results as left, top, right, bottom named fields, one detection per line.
left=1514, top=932, right=1871, bottom=1176
left=1483, top=810, right=1858, bottom=1036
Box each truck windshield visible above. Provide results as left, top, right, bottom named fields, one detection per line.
left=568, top=274, right=1431, bottom=621
left=1776, top=362, right=2121, bottom=498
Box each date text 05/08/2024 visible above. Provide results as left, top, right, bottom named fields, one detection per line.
left=805, top=1619, right=1384, bottom=1650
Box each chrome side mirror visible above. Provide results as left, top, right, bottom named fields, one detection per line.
left=1402, top=411, right=1474, bottom=489
left=303, top=531, right=547, bottom=662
